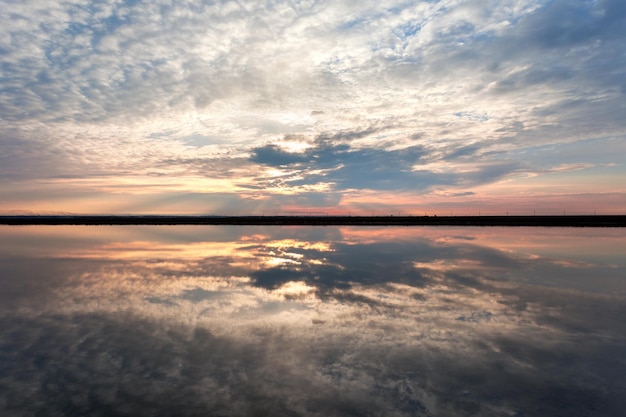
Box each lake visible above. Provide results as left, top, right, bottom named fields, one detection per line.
left=1, top=225, right=625, bottom=416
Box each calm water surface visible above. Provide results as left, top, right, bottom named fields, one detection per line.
left=1, top=226, right=625, bottom=416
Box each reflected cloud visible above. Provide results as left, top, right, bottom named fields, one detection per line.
left=0, top=226, right=625, bottom=416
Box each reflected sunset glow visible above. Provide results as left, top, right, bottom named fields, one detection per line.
left=1, top=225, right=625, bottom=416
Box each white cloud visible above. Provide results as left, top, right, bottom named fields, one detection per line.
left=0, top=0, right=625, bottom=212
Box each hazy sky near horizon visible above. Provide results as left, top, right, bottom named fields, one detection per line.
left=1, top=0, right=625, bottom=214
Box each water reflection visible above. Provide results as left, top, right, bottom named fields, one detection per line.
left=1, top=226, right=625, bottom=416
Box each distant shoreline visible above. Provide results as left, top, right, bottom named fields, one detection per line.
left=1, top=215, right=626, bottom=227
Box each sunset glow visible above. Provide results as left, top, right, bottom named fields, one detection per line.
left=1, top=1, right=625, bottom=214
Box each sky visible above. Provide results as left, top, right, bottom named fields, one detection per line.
left=1, top=0, right=625, bottom=215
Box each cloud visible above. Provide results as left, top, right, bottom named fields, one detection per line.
left=179, top=287, right=221, bottom=303
left=251, top=144, right=308, bottom=166
left=248, top=139, right=524, bottom=196
left=516, top=0, right=626, bottom=49
left=4, top=309, right=619, bottom=417
left=250, top=141, right=428, bottom=189
left=2, top=226, right=626, bottom=416
left=1, top=0, right=625, bottom=213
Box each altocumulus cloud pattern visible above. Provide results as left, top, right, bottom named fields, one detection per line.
left=0, top=0, right=625, bottom=214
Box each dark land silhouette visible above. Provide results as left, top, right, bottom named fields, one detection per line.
left=1, top=215, right=625, bottom=227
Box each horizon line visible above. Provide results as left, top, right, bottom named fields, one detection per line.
left=2, top=214, right=625, bottom=227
